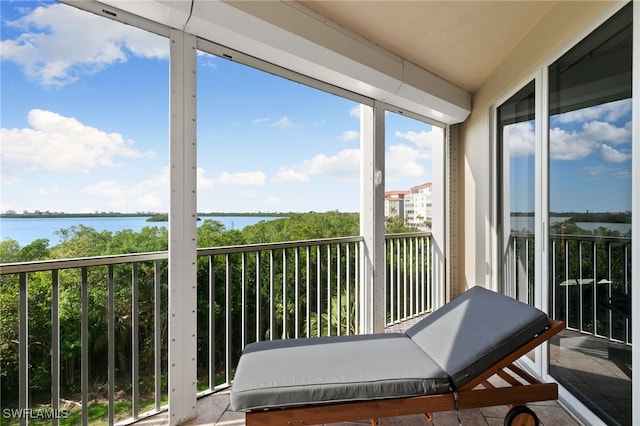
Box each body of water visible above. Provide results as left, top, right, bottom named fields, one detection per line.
left=0, top=216, right=280, bottom=247
left=510, top=216, right=631, bottom=235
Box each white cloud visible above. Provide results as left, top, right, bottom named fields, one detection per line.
left=0, top=109, right=155, bottom=174
left=349, top=106, right=361, bottom=118
left=581, top=121, right=630, bottom=145
left=582, top=165, right=607, bottom=176
left=386, top=144, right=429, bottom=181
left=213, top=171, right=266, bottom=186
left=252, top=118, right=269, bottom=125
left=82, top=169, right=169, bottom=210
left=274, top=149, right=360, bottom=183
left=600, top=144, right=631, bottom=163
left=273, top=168, right=310, bottom=183
left=553, top=99, right=632, bottom=124
left=550, top=118, right=631, bottom=161
left=197, top=168, right=215, bottom=190
left=0, top=3, right=168, bottom=87
left=395, top=127, right=443, bottom=148
left=549, top=127, right=594, bottom=160
left=581, top=164, right=630, bottom=180
left=339, top=130, right=359, bottom=142
left=36, top=186, right=61, bottom=196
left=505, top=121, right=535, bottom=157
left=272, top=116, right=294, bottom=128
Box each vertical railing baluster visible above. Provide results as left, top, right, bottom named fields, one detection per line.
left=354, top=242, right=363, bottom=333
left=416, top=237, right=421, bottom=314
left=305, top=246, right=311, bottom=338
left=326, top=245, right=331, bottom=336
left=564, top=239, right=570, bottom=327
left=242, top=252, right=247, bottom=349
left=395, top=239, right=401, bottom=321
left=389, top=238, right=394, bottom=325
left=131, top=263, right=139, bottom=420
left=225, top=254, right=232, bottom=383
left=403, top=238, right=407, bottom=320
left=524, top=236, right=528, bottom=301
left=624, top=242, right=630, bottom=344
left=18, top=272, right=28, bottom=426
left=427, top=236, right=432, bottom=311
left=409, top=237, right=414, bottom=317
left=420, top=236, right=425, bottom=313
left=578, top=242, right=584, bottom=333
left=512, top=237, right=518, bottom=300
left=607, top=242, right=613, bottom=340
left=416, top=237, right=420, bottom=315
left=209, top=256, right=216, bottom=389
left=316, top=245, right=321, bottom=337
left=294, top=247, right=300, bottom=339
left=255, top=252, right=261, bottom=342
left=551, top=239, right=557, bottom=322
left=107, top=265, right=115, bottom=424
left=154, top=261, right=161, bottom=411
left=81, top=267, right=88, bottom=426
left=337, top=244, right=341, bottom=336
left=51, top=270, right=60, bottom=426
left=269, top=250, right=275, bottom=340
left=282, top=249, right=287, bottom=339
left=346, top=243, right=351, bottom=335
left=592, top=241, right=597, bottom=337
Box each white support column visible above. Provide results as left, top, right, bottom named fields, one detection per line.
left=433, top=125, right=447, bottom=306
left=359, top=102, right=386, bottom=334
left=168, top=29, right=198, bottom=425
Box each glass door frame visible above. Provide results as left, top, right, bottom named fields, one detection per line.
left=491, top=69, right=544, bottom=378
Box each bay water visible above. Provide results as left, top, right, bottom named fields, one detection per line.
left=0, top=216, right=280, bottom=247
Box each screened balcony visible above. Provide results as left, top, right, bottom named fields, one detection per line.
left=1, top=233, right=437, bottom=425
left=1, top=230, right=630, bottom=425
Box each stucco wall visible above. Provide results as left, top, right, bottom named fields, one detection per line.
left=457, top=1, right=620, bottom=294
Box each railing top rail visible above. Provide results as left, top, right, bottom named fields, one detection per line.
left=0, top=251, right=169, bottom=275
left=0, top=236, right=368, bottom=274
left=385, top=231, right=431, bottom=239
left=197, top=236, right=364, bottom=256
left=511, top=231, right=631, bottom=244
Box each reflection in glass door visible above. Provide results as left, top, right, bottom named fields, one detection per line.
left=498, top=81, right=536, bottom=306
left=548, top=4, right=632, bottom=425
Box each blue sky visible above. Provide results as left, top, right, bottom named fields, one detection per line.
left=0, top=0, right=438, bottom=214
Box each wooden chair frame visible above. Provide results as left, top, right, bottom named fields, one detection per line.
left=244, top=319, right=565, bottom=426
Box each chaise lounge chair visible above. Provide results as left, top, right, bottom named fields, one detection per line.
left=230, top=286, right=564, bottom=425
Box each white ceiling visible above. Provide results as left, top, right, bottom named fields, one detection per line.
left=296, top=1, right=558, bottom=93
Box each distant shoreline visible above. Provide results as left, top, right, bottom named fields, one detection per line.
left=0, top=212, right=292, bottom=219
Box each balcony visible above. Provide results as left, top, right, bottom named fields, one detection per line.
left=3, top=230, right=624, bottom=425
left=507, top=231, right=633, bottom=425
left=2, top=233, right=437, bottom=425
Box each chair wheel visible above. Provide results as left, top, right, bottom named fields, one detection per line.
left=504, top=405, right=539, bottom=426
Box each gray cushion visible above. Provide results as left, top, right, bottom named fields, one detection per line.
left=405, top=286, right=549, bottom=389
left=230, top=333, right=450, bottom=412
left=230, top=286, right=550, bottom=412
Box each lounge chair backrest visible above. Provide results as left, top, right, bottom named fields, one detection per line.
left=404, top=286, right=549, bottom=389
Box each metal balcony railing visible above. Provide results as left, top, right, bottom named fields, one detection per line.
left=0, top=233, right=433, bottom=426
left=506, top=232, right=632, bottom=345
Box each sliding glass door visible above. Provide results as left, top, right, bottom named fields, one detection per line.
left=548, top=4, right=632, bottom=425
left=498, top=4, right=633, bottom=424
